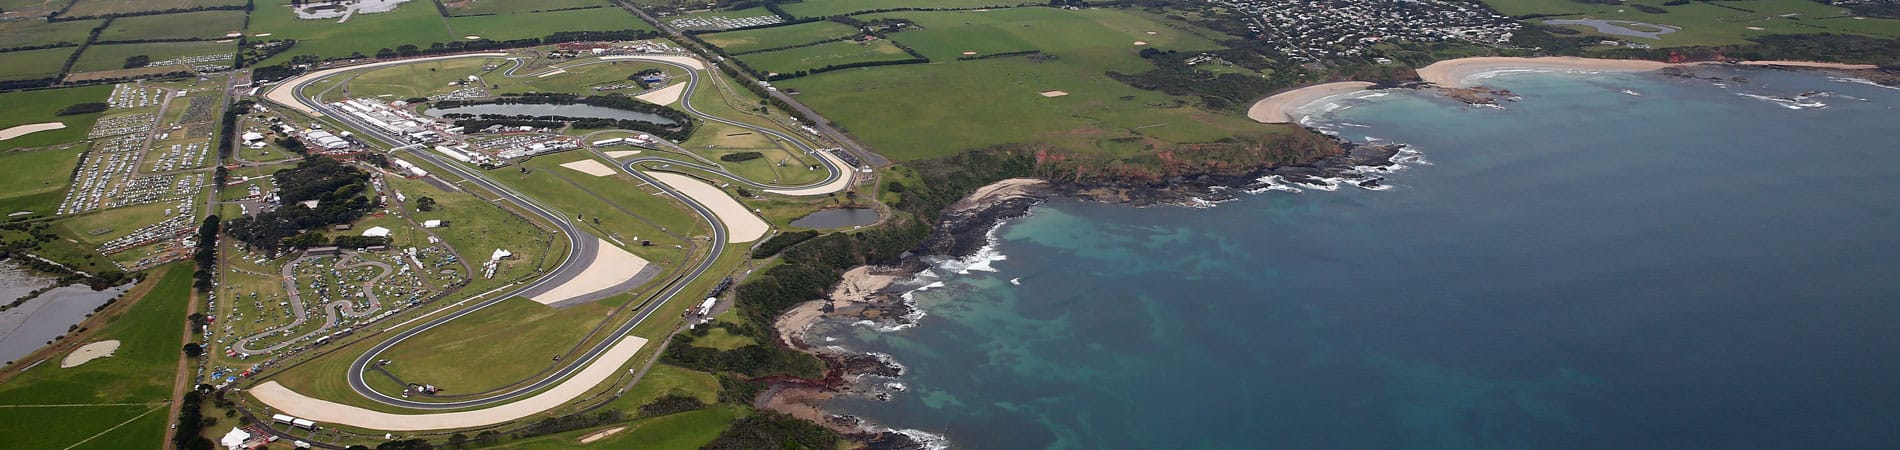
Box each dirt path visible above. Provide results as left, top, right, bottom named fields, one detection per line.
left=163, top=278, right=198, bottom=448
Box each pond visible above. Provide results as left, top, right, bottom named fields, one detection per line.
left=426, top=103, right=678, bottom=125
left=790, top=208, right=880, bottom=229
left=0, top=281, right=134, bottom=365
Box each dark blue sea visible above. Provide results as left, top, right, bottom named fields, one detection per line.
left=818, top=67, right=1900, bottom=449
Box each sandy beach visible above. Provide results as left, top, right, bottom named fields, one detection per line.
left=1246, top=82, right=1377, bottom=124
left=948, top=178, right=1048, bottom=213
left=1416, top=56, right=1676, bottom=88
left=774, top=266, right=901, bottom=347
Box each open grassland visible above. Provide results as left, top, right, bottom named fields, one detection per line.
left=344, top=57, right=507, bottom=99
left=779, top=9, right=1256, bottom=160
left=493, top=59, right=674, bottom=95
left=251, top=0, right=451, bottom=64
left=374, top=297, right=628, bottom=396
left=0, top=46, right=76, bottom=81
left=0, top=84, right=113, bottom=150
left=0, top=0, right=70, bottom=18
left=779, top=0, right=1018, bottom=18
left=0, top=144, right=86, bottom=214
left=861, top=7, right=1222, bottom=62
left=500, top=152, right=700, bottom=262
left=62, top=0, right=245, bottom=17
left=486, top=406, right=744, bottom=449
left=98, top=10, right=248, bottom=41
left=680, top=120, right=825, bottom=186
left=0, top=17, right=101, bottom=49
left=446, top=8, right=652, bottom=41
left=54, top=202, right=175, bottom=246
left=739, top=39, right=911, bottom=75
left=0, top=266, right=191, bottom=450
left=445, top=0, right=610, bottom=16
left=386, top=172, right=556, bottom=287
left=1483, top=0, right=1900, bottom=46
left=71, top=40, right=234, bottom=72
left=698, top=20, right=861, bottom=54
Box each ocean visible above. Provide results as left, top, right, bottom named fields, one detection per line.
left=811, top=67, right=1900, bottom=449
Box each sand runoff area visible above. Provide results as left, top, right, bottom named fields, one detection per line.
left=529, top=236, right=649, bottom=305
left=647, top=172, right=768, bottom=243
left=763, top=150, right=854, bottom=196
left=264, top=53, right=512, bottom=115
left=601, top=54, right=707, bottom=70
left=558, top=159, right=617, bottom=177
left=251, top=336, right=647, bottom=431
left=603, top=150, right=642, bottom=158
left=1247, top=82, right=1375, bottom=124
left=0, top=122, right=66, bottom=141
left=635, top=83, right=687, bottom=106
left=60, top=340, right=120, bottom=368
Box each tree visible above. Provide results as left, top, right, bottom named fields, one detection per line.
left=415, top=196, right=437, bottom=212
left=123, top=55, right=150, bottom=69
left=446, top=433, right=468, bottom=449
left=182, top=342, right=204, bottom=357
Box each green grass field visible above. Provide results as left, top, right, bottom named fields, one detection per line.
left=0, top=46, right=76, bottom=81
left=699, top=20, right=862, bottom=54
left=739, top=39, right=912, bottom=75
left=0, top=17, right=101, bottom=49
left=498, top=152, right=700, bottom=263
left=778, top=0, right=1015, bottom=18
left=0, top=84, right=113, bottom=151
left=386, top=173, right=556, bottom=287
left=0, top=144, right=85, bottom=214
left=1482, top=0, right=1900, bottom=46
left=71, top=41, right=235, bottom=73
left=374, top=297, right=629, bottom=396
left=62, top=0, right=245, bottom=17
left=98, top=10, right=249, bottom=42
left=54, top=202, right=175, bottom=246
left=486, top=406, right=744, bottom=449
left=777, top=9, right=1256, bottom=160
left=446, top=0, right=610, bottom=16
left=0, top=265, right=192, bottom=450
left=344, top=57, right=507, bottom=99
left=251, top=0, right=452, bottom=64
left=446, top=8, right=652, bottom=42
left=491, top=59, right=674, bottom=95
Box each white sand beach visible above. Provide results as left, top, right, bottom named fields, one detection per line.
left=250, top=336, right=648, bottom=431
left=1416, top=56, right=1676, bottom=88
left=1247, top=82, right=1377, bottom=124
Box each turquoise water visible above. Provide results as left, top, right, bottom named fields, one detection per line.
left=819, top=68, right=1900, bottom=449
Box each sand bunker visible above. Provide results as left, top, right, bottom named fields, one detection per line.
left=1040, top=90, right=1069, bottom=97
left=464, top=36, right=482, bottom=40
left=1132, top=41, right=1148, bottom=46
left=60, top=340, right=120, bottom=368
left=530, top=237, right=650, bottom=305
left=0, top=122, right=66, bottom=141
left=635, top=83, right=687, bottom=106
left=601, top=55, right=706, bottom=70
left=578, top=426, right=628, bottom=444
left=647, top=172, right=768, bottom=243
left=251, top=336, right=648, bottom=431
left=1246, top=82, right=1375, bottom=124
left=558, top=159, right=616, bottom=177
left=961, top=51, right=977, bottom=56
left=536, top=69, right=567, bottom=78
left=763, top=150, right=855, bottom=196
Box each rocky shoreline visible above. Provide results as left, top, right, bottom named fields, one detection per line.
left=763, top=135, right=1409, bottom=448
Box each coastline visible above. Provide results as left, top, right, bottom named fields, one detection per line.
left=1249, top=56, right=1890, bottom=124
left=1247, top=82, right=1377, bottom=124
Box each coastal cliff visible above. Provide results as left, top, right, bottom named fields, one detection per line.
left=759, top=131, right=1407, bottom=447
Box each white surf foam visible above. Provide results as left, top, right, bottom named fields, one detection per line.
left=891, top=429, right=950, bottom=450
